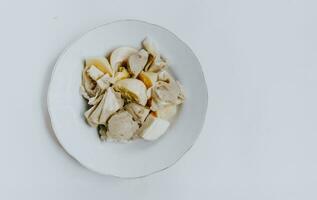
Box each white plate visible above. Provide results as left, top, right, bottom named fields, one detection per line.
left=47, top=20, right=208, bottom=178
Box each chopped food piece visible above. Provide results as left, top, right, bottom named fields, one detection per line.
left=144, top=54, right=154, bottom=71
left=147, top=57, right=166, bottom=72
left=152, top=81, right=185, bottom=105
left=124, top=103, right=150, bottom=123
left=82, top=66, right=97, bottom=97
left=142, top=37, right=159, bottom=57
left=157, top=70, right=185, bottom=104
left=158, top=70, right=174, bottom=83
left=86, top=65, right=104, bottom=81
left=114, top=78, right=147, bottom=106
left=153, top=81, right=179, bottom=103
left=139, top=113, right=170, bottom=141
left=84, top=87, right=124, bottom=127
left=138, top=71, right=157, bottom=88
left=110, top=47, right=138, bottom=73
left=87, top=91, right=104, bottom=105
left=96, top=74, right=111, bottom=90
left=155, top=105, right=177, bottom=120
left=80, top=85, right=90, bottom=100
left=84, top=95, right=105, bottom=127
left=142, top=37, right=166, bottom=72
left=112, top=67, right=130, bottom=83
left=128, top=49, right=148, bottom=77
left=86, top=57, right=113, bottom=76
left=99, top=87, right=124, bottom=124
left=107, top=111, right=139, bottom=141
left=84, top=104, right=98, bottom=127
left=149, top=97, right=170, bottom=111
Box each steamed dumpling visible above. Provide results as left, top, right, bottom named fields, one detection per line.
left=106, top=111, right=139, bottom=141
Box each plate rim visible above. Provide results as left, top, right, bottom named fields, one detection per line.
left=47, top=19, right=209, bottom=179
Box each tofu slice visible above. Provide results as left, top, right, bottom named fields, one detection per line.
left=96, top=74, right=111, bottom=90
left=139, top=113, right=170, bottom=141
left=87, top=65, right=104, bottom=81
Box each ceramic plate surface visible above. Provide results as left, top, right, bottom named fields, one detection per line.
left=48, top=20, right=208, bottom=178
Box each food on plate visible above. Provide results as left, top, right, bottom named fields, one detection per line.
left=110, top=47, right=138, bottom=73
left=85, top=57, right=113, bottom=76
left=138, top=71, right=157, bottom=88
left=142, top=37, right=167, bottom=72
left=128, top=49, right=149, bottom=77
left=124, top=102, right=150, bottom=124
left=112, top=66, right=130, bottom=83
left=106, top=111, right=139, bottom=141
left=154, top=105, right=177, bottom=120
left=138, top=113, right=170, bottom=141
left=113, top=78, right=147, bottom=106
left=80, top=37, right=185, bottom=142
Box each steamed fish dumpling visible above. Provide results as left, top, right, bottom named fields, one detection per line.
left=106, top=111, right=139, bottom=141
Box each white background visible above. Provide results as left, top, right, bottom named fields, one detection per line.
left=0, top=0, right=317, bottom=199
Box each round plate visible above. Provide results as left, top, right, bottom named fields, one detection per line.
left=47, top=20, right=208, bottom=178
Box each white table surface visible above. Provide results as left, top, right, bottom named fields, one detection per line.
left=1, top=0, right=317, bottom=199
